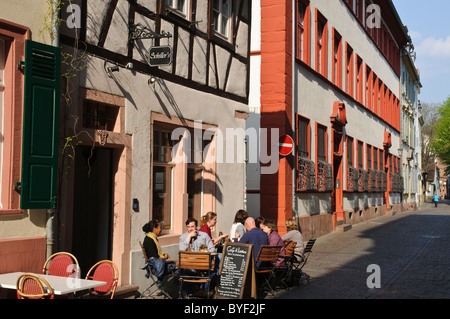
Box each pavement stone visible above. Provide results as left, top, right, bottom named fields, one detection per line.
left=277, top=200, right=450, bottom=299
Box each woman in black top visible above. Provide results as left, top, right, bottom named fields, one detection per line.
left=142, top=220, right=175, bottom=286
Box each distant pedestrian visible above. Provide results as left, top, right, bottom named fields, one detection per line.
left=433, top=194, right=439, bottom=207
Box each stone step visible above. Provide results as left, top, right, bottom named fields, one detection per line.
left=335, top=224, right=352, bottom=233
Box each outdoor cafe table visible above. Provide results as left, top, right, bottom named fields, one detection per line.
left=0, top=272, right=107, bottom=296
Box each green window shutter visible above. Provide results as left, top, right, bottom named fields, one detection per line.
left=20, top=40, right=61, bottom=209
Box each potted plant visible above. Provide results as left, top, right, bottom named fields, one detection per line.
left=199, top=244, right=207, bottom=252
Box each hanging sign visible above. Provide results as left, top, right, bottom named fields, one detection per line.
left=148, top=45, right=172, bottom=66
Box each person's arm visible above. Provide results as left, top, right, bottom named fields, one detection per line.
left=205, top=234, right=216, bottom=252
left=179, top=233, right=190, bottom=251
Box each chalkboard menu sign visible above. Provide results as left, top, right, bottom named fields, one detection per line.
left=215, top=242, right=256, bottom=299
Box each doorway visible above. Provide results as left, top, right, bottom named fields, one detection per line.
left=72, top=146, right=113, bottom=277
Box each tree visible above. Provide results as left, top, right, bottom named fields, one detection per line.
left=421, top=102, right=440, bottom=174
left=430, top=96, right=450, bottom=175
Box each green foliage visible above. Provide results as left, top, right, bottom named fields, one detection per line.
left=430, top=96, right=450, bottom=174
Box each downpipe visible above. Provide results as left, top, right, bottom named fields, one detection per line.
left=46, top=0, right=60, bottom=259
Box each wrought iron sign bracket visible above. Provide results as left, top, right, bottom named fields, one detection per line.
left=129, top=23, right=172, bottom=43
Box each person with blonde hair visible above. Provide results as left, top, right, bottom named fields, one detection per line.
left=281, top=218, right=304, bottom=260
left=199, top=211, right=229, bottom=246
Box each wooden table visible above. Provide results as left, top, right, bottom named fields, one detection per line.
left=0, top=272, right=107, bottom=296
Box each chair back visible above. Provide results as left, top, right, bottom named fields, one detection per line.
left=16, top=274, right=54, bottom=299
left=283, top=240, right=296, bottom=257
left=42, top=252, right=79, bottom=278
left=304, top=239, right=316, bottom=253
left=86, top=260, right=119, bottom=299
left=178, top=251, right=214, bottom=272
left=139, top=241, right=148, bottom=260
left=256, top=245, right=282, bottom=265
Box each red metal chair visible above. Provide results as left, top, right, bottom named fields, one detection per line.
left=16, top=274, right=54, bottom=299
left=42, top=252, right=80, bottom=278
left=85, top=260, right=119, bottom=299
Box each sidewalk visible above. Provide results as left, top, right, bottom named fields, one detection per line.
left=277, top=201, right=450, bottom=299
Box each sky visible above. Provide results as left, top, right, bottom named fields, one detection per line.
left=392, top=0, right=450, bottom=105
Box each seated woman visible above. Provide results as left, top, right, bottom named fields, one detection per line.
left=261, top=219, right=286, bottom=267
left=199, top=211, right=229, bottom=246
left=281, top=218, right=305, bottom=261
left=142, top=220, right=176, bottom=286
left=230, top=209, right=249, bottom=242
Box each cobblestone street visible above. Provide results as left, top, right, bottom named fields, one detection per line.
left=278, top=200, right=450, bottom=299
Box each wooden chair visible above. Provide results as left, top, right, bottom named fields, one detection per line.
left=178, top=250, right=215, bottom=299
left=42, top=252, right=80, bottom=278
left=85, top=260, right=119, bottom=299
left=139, top=241, right=173, bottom=299
left=275, top=240, right=297, bottom=289
left=255, top=245, right=282, bottom=297
left=291, top=238, right=316, bottom=284
left=16, top=274, right=54, bottom=299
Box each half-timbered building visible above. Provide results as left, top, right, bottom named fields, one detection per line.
left=55, top=0, right=251, bottom=291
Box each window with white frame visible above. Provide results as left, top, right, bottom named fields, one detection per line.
left=212, top=0, right=231, bottom=39
left=0, top=39, right=5, bottom=208
left=165, top=0, right=190, bottom=18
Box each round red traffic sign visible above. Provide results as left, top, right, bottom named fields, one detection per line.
left=279, top=135, right=294, bottom=156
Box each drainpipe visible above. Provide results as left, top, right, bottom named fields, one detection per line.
left=292, top=0, right=298, bottom=227
left=46, top=0, right=60, bottom=259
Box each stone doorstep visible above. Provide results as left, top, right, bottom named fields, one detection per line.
left=114, top=285, right=139, bottom=299
left=335, top=224, right=352, bottom=232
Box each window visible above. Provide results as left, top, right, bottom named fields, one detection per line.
left=297, top=115, right=310, bottom=158
left=296, top=0, right=311, bottom=64
left=165, top=0, right=189, bottom=18
left=365, top=65, right=373, bottom=111
left=315, top=10, right=328, bottom=77
left=357, top=140, right=364, bottom=169
left=355, top=0, right=363, bottom=22
left=332, top=28, right=342, bottom=88
left=212, top=0, right=231, bottom=39
left=152, top=129, right=175, bottom=230
left=377, top=80, right=383, bottom=117
left=355, top=55, right=363, bottom=104
left=366, top=144, right=372, bottom=169
left=379, top=148, right=384, bottom=170
left=0, top=39, right=4, bottom=207
left=373, top=148, right=378, bottom=170
left=345, top=42, right=354, bottom=97
left=83, top=100, right=119, bottom=131
left=347, top=136, right=354, bottom=168
left=316, top=124, right=327, bottom=162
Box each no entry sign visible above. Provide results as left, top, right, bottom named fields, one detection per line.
left=279, top=135, right=294, bottom=156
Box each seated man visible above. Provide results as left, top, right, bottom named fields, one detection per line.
left=179, top=217, right=216, bottom=298
left=239, top=217, right=269, bottom=267
left=179, top=217, right=216, bottom=252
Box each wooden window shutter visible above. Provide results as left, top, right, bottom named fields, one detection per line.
left=20, top=40, right=60, bottom=209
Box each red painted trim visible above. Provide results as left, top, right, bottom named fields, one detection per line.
left=0, top=20, right=29, bottom=213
